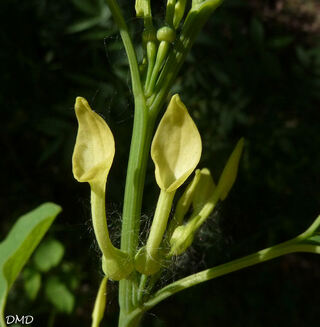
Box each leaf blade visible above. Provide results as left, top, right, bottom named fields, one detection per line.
left=0, top=203, right=61, bottom=323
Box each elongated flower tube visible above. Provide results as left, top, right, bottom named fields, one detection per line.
left=72, top=97, right=133, bottom=280
left=135, top=94, right=202, bottom=275
left=166, top=169, right=202, bottom=239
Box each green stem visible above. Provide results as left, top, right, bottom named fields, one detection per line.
left=119, top=109, right=152, bottom=312
left=105, top=0, right=144, bottom=100
left=124, top=239, right=320, bottom=324
left=137, top=274, right=149, bottom=303
left=104, top=0, right=151, bottom=315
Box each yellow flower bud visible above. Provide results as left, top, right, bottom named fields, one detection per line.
left=217, top=138, right=244, bottom=200
left=173, top=0, right=187, bottom=29
left=169, top=219, right=197, bottom=256
left=156, top=26, right=176, bottom=43
left=135, top=0, right=151, bottom=18
left=192, top=168, right=215, bottom=214
left=72, top=97, right=115, bottom=185
left=151, top=94, right=202, bottom=192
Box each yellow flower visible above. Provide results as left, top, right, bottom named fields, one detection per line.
left=72, top=97, right=115, bottom=185
left=72, top=97, right=133, bottom=280
left=151, top=94, right=202, bottom=192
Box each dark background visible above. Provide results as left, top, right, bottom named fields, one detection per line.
left=1, top=0, right=320, bottom=326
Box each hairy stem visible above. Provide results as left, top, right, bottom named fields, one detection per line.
left=125, top=239, right=320, bottom=323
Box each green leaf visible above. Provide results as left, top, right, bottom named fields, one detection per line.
left=45, top=277, right=74, bottom=314
left=33, top=239, right=64, bottom=272
left=33, top=239, right=65, bottom=272
left=23, top=268, right=41, bottom=301
left=0, top=203, right=61, bottom=325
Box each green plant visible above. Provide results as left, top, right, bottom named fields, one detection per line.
left=1, top=1, right=319, bottom=327
left=70, top=1, right=320, bottom=326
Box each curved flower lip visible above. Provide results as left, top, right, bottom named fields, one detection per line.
left=151, top=94, right=202, bottom=192
left=72, top=97, right=115, bottom=184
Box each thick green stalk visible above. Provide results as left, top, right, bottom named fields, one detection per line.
left=105, top=0, right=144, bottom=99
left=119, top=107, right=154, bottom=316
left=104, top=0, right=149, bottom=316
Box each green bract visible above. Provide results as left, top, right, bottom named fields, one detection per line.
left=151, top=94, right=202, bottom=192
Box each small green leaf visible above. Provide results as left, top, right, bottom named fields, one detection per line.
left=0, top=203, right=61, bottom=325
left=33, top=239, right=65, bottom=272
left=45, top=277, right=74, bottom=314
left=23, top=268, right=41, bottom=301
